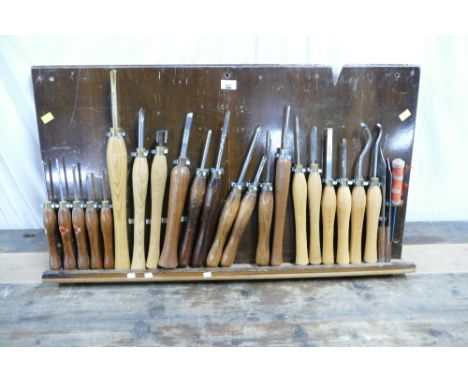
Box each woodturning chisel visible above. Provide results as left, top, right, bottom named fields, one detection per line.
left=86, top=172, right=103, bottom=269
left=221, top=155, right=267, bottom=267
left=131, top=108, right=149, bottom=270
left=336, top=138, right=351, bottom=265
left=376, top=147, right=388, bottom=262
left=146, top=129, right=168, bottom=269
left=106, top=69, right=130, bottom=270
left=271, top=105, right=292, bottom=266
left=206, top=126, right=261, bottom=267
left=321, top=128, right=336, bottom=265
left=255, top=132, right=274, bottom=266
left=191, top=111, right=231, bottom=267
left=364, top=123, right=383, bottom=263
left=178, top=129, right=212, bottom=267
left=308, top=126, right=322, bottom=265
left=158, top=112, right=193, bottom=269
left=101, top=168, right=114, bottom=269
left=292, top=116, right=308, bottom=265
left=349, top=123, right=372, bottom=264
left=72, top=163, right=90, bottom=270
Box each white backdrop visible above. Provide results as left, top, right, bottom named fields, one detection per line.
left=0, top=35, right=466, bottom=229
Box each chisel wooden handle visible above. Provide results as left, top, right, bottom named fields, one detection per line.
left=179, top=173, right=207, bottom=267
left=72, top=205, right=90, bottom=270
left=292, top=171, right=308, bottom=265
left=221, top=189, right=257, bottom=267
left=307, top=167, right=322, bottom=264
left=350, top=184, right=366, bottom=263
left=131, top=155, right=149, bottom=270
left=146, top=153, right=167, bottom=269
left=158, top=163, right=190, bottom=269
left=86, top=205, right=102, bottom=269
left=58, top=204, right=76, bottom=270
left=321, top=183, right=336, bottom=265
left=44, top=206, right=62, bottom=270
left=378, top=225, right=386, bottom=263
left=364, top=181, right=382, bottom=263
left=206, top=188, right=242, bottom=267
left=101, top=203, right=114, bottom=269
left=336, top=183, right=351, bottom=265
left=271, top=157, right=291, bottom=265
left=256, top=185, right=273, bottom=266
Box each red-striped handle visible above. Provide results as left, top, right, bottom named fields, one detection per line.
left=391, top=158, right=405, bottom=206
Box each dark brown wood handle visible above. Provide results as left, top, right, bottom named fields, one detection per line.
left=256, top=188, right=273, bottom=265
left=385, top=225, right=392, bottom=262
left=101, top=206, right=114, bottom=269
left=191, top=176, right=223, bottom=267
left=221, top=189, right=258, bottom=267
left=44, top=208, right=62, bottom=270
left=178, top=174, right=207, bottom=267
left=378, top=226, right=386, bottom=263
left=158, top=164, right=191, bottom=269
left=86, top=207, right=103, bottom=269
left=72, top=207, right=90, bottom=270
left=271, top=157, right=291, bottom=265
left=58, top=207, right=76, bottom=270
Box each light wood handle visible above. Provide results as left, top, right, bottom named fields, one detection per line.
left=336, top=184, right=351, bottom=264
left=72, top=207, right=90, bottom=270
left=106, top=135, right=130, bottom=269
left=271, top=157, right=291, bottom=265
left=44, top=208, right=62, bottom=270
left=292, top=172, right=308, bottom=265
left=146, top=154, right=167, bottom=269
left=206, top=189, right=242, bottom=267
left=86, top=207, right=103, bottom=269
left=364, top=184, right=382, bottom=263
left=256, top=188, right=273, bottom=266
left=58, top=207, right=76, bottom=270
left=101, top=206, right=114, bottom=269
left=307, top=171, right=322, bottom=264
left=321, top=185, right=336, bottom=265
left=131, top=156, right=149, bottom=270
left=350, top=185, right=366, bottom=264
left=158, top=164, right=191, bottom=269
left=221, top=189, right=257, bottom=267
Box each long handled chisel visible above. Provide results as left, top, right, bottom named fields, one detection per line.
left=101, top=168, right=114, bottom=269
left=377, top=148, right=388, bottom=262
left=86, top=172, right=103, bottom=269
left=72, top=163, right=90, bottom=269
left=336, top=138, right=351, bottom=265
left=308, top=126, right=322, bottom=264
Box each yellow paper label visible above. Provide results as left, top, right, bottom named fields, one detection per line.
left=399, top=109, right=411, bottom=122
left=40, top=112, right=54, bottom=124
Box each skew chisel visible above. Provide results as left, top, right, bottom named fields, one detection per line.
left=178, top=129, right=212, bottom=267
left=86, top=173, right=103, bottom=269
left=158, top=112, right=194, bottom=269
left=72, top=163, right=90, bottom=269
left=146, top=130, right=168, bottom=269
left=349, top=123, right=372, bottom=264
left=101, top=168, right=114, bottom=269
left=308, top=127, right=322, bottom=265
left=206, top=126, right=261, bottom=267
left=336, top=138, right=351, bottom=265
left=131, top=108, right=149, bottom=270
left=221, top=155, right=267, bottom=267
left=191, top=111, right=231, bottom=267
left=292, top=116, right=308, bottom=265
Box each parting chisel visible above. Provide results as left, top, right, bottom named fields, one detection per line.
left=158, top=112, right=193, bottom=269
left=101, top=168, right=114, bottom=269
left=336, top=138, right=351, bottom=265
left=86, top=173, right=103, bottom=269
left=178, top=129, right=212, bottom=267
left=308, top=126, right=322, bottom=265
left=221, top=155, right=267, bottom=267
left=206, top=126, right=261, bottom=267
left=72, top=163, right=90, bottom=270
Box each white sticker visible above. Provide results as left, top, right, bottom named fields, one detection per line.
left=144, top=272, right=153, bottom=279
left=127, top=272, right=136, bottom=279
left=203, top=271, right=212, bottom=278
left=221, top=79, right=237, bottom=90
left=399, top=109, right=412, bottom=122
left=41, top=112, right=54, bottom=124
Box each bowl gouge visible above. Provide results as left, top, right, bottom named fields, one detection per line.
left=131, top=108, right=149, bottom=270
left=221, top=155, right=267, bottom=267
left=146, top=130, right=168, bottom=269
left=364, top=123, right=383, bottom=263
left=292, top=117, right=308, bottom=266
left=86, top=173, right=103, bottom=269
left=192, top=111, right=231, bottom=267
left=42, top=160, right=62, bottom=270
left=178, top=129, right=212, bottom=267
left=72, top=163, right=90, bottom=270
left=336, top=138, right=351, bottom=265
left=56, top=158, right=76, bottom=270
left=256, top=132, right=273, bottom=266
left=106, top=69, right=130, bottom=270
left=321, top=128, right=336, bottom=265
left=350, top=123, right=372, bottom=264
left=101, top=168, right=114, bottom=269
left=308, top=127, right=322, bottom=265
left=158, top=112, right=194, bottom=269
left=206, top=125, right=261, bottom=267
left=271, top=106, right=292, bottom=266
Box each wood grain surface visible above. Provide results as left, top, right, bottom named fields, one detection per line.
left=57, top=208, right=76, bottom=270
left=307, top=170, right=322, bottom=265
left=256, top=188, right=273, bottom=266
left=100, top=206, right=114, bottom=269
left=350, top=185, right=366, bottom=264
left=292, top=172, right=308, bottom=266
left=336, top=185, right=352, bottom=265
left=43, top=208, right=61, bottom=270
left=85, top=207, right=103, bottom=270
left=72, top=207, right=90, bottom=270
left=364, top=184, right=382, bottom=263
left=321, top=185, right=337, bottom=265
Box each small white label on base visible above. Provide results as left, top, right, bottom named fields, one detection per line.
left=399, top=109, right=412, bottom=122
left=203, top=271, right=212, bottom=278
left=221, top=80, right=237, bottom=90
left=127, top=272, right=136, bottom=279
left=144, top=272, right=153, bottom=279
left=41, top=112, right=54, bottom=124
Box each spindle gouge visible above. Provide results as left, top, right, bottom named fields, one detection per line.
left=179, top=129, right=212, bottom=267
left=158, top=112, right=193, bottom=269
left=192, top=111, right=231, bottom=267
left=101, top=168, right=114, bottom=269
left=221, top=155, right=267, bottom=267
left=72, top=163, right=90, bottom=270
left=206, top=126, right=261, bottom=267
left=86, top=173, right=103, bottom=269
left=336, top=138, right=351, bottom=265
left=308, top=126, right=322, bottom=265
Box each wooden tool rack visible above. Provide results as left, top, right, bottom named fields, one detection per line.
left=34, top=65, right=419, bottom=284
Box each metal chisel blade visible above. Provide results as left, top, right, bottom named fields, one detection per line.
left=72, top=164, right=79, bottom=201
left=179, top=112, right=193, bottom=160
left=294, top=116, right=301, bottom=166
left=253, top=155, right=268, bottom=186
left=138, top=108, right=145, bottom=149
left=110, top=69, right=119, bottom=129
left=325, top=128, right=333, bottom=180
left=282, top=105, right=291, bottom=149
left=340, top=138, right=347, bottom=179
left=237, top=126, right=261, bottom=184
left=215, top=110, right=230, bottom=171
left=200, top=130, right=212, bottom=170
left=310, top=126, right=318, bottom=165
left=265, top=131, right=271, bottom=183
